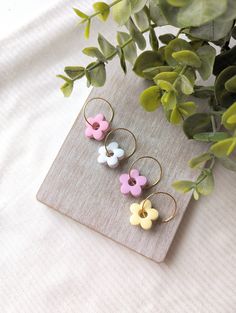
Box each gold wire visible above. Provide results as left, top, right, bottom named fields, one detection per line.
left=141, top=191, right=177, bottom=223
left=83, top=97, right=114, bottom=127
left=104, top=128, right=137, bottom=160
left=128, top=156, right=162, bottom=189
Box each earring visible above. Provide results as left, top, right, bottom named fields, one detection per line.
left=97, top=128, right=137, bottom=168
left=119, top=156, right=162, bottom=197
left=83, top=97, right=114, bottom=141
left=130, top=192, right=177, bottom=230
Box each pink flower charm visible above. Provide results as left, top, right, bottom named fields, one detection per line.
left=85, top=113, right=110, bottom=141
left=119, top=169, right=148, bottom=197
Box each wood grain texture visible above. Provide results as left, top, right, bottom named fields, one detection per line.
left=37, top=60, right=205, bottom=262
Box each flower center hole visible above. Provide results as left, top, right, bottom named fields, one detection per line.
left=128, top=178, right=136, bottom=186
left=106, top=150, right=114, bottom=157
left=92, top=122, right=100, bottom=130
left=139, top=210, right=148, bottom=218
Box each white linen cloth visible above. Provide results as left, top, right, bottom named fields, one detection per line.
left=0, top=1, right=236, bottom=312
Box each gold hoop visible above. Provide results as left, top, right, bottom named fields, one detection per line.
left=128, top=156, right=162, bottom=189
left=141, top=192, right=177, bottom=223
left=83, top=97, right=114, bottom=127
left=104, top=128, right=137, bottom=160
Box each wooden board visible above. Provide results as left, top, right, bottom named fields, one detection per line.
left=37, top=61, right=205, bottom=262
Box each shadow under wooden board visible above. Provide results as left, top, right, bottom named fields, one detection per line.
left=37, top=61, right=205, bottom=262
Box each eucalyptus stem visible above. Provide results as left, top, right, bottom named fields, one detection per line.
left=72, top=23, right=158, bottom=82
left=84, top=0, right=122, bottom=22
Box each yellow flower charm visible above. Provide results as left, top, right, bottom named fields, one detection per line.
left=130, top=200, right=159, bottom=230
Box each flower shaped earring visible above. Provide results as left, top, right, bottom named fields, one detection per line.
left=130, top=192, right=177, bottom=230
left=97, top=128, right=137, bottom=168
left=83, top=97, right=114, bottom=141
left=119, top=156, right=162, bottom=197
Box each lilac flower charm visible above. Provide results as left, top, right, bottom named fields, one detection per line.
left=85, top=113, right=110, bottom=141
left=119, top=169, right=147, bottom=197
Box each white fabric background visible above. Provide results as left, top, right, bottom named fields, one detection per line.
left=0, top=1, right=236, bottom=312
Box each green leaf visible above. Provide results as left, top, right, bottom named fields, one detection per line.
left=178, top=101, right=196, bottom=117
left=196, top=45, right=216, bottom=81
left=73, top=8, right=88, bottom=19
left=157, top=80, right=175, bottom=92
left=193, top=132, right=229, bottom=142
left=183, top=113, right=212, bottom=139
left=143, top=66, right=173, bottom=79
left=130, top=0, right=147, bottom=14
left=149, top=0, right=168, bottom=26
left=60, top=81, right=73, bottom=97
left=117, top=32, right=137, bottom=65
left=57, top=74, right=72, bottom=83
left=172, top=180, right=194, bottom=193
left=64, top=66, right=85, bottom=79
left=159, top=33, right=175, bottom=45
left=82, top=47, right=106, bottom=62
left=219, top=156, right=236, bottom=172
left=84, top=19, right=91, bottom=39
left=133, top=50, right=164, bottom=78
left=98, top=34, right=116, bottom=60
left=166, top=0, right=190, bottom=7
left=213, top=46, right=236, bottom=77
left=125, top=18, right=146, bottom=50
left=189, top=152, right=212, bottom=168
left=154, top=71, right=178, bottom=84
left=93, top=2, right=110, bottom=21
left=210, top=137, right=236, bottom=157
left=197, top=171, right=214, bottom=195
left=149, top=28, right=159, bottom=51
left=161, top=91, right=177, bottom=109
left=117, top=46, right=127, bottom=73
left=217, top=0, right=236, bottom=21
left=159, top=0, right=227, bottom=28
left=188, top=18, right=234, bottom=41
left=172, top=50, right=201, bottom=68
left=134, top=8, right=149, bottom=31
left=180, top=74, right=193, bottom=95
left=193, top=86, right=214, bottom=98
left=165, top=38, right=192, bottom=66
left=225, top=76, right=236, bottom=93
left=86, top=62, right=106, bottom=87
left=222, top=102, right=236, bottom=130
left=140, top=86, right=162, bottom=112
left=112, top=0, right=131, bottom=25
left=170, top=106, right=182, bottom=124
left=215, top=66, right=236, bottom=109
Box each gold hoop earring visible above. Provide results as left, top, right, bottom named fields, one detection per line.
left=97, top=128, right=137, bottom=168
left=129, top=191, right=177, bottom=230
left=84, top=97, right=114, bottom=141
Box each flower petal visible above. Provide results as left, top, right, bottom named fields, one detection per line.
left=120, top=183, right=130, bottom=195
left=130, top=214, right=140, bottom=226
left=99, top=120, right=109, bottom=131
left=107, top=156, right=119, bottom=168
left=114, top=148, right=125, bottom=159
left=97, top=154, right=107, bottom=164
left=107, top=142, right=118, bottom=150
left=136, top=175, right=148, bottom=187
left=85, top=127, right=93, bottom=138
left=93, top=129, right=105, bottom=141
left=140, top=199, right=152, bottom=209
left=131, top=185, right=142, bottom=197
left=119, top=173, right=129, bottom=184
left=140, top=218, right=152, bottom=230
left=95, top=113, right=105, bottom=121
left=130, top=169, right=140, bottom=178
left=130, top=203, right=140, bottom=213
left=98, top=146, right=106, bottom=155
left=147, top=208, right=159, bottom=221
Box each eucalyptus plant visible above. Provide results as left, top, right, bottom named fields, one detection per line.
left=58, top=0, right=236, bottom=200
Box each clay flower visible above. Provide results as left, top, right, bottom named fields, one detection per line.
left=130, top=200, right=158, bottom=230
left=85, top=113, right=110, bottom=141
left=97, top=142, right=125, bottom=168
left=119, top=169, right=147, bottom=197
